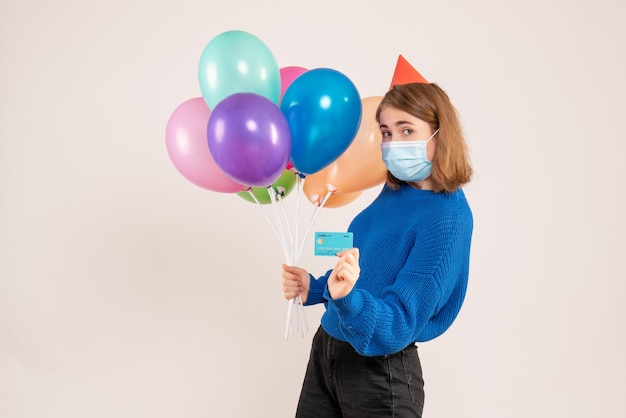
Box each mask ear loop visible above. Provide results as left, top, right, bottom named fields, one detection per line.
left=425, top=128, right=440, bottom=143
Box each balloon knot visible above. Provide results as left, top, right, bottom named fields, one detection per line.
left=309, top=194, right=320, bottom=205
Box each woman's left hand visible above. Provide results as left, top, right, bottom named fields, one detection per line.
left=328, top=248, right=360, bottom=299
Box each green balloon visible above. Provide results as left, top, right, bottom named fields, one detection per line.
left=237, top=170, right=297, bottom=204
left=198, top=30, right=281, bottom=109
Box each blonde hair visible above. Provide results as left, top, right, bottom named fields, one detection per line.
left=376, top=83, right=473, bottom=193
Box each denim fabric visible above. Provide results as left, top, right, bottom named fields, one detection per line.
left=296, top=326, right=424, bottom=418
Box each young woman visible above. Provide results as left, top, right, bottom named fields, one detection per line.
left=282, top=82, right=473, bottom=417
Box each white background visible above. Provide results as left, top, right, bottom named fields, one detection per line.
left=1, top=0, right=625, bottom=416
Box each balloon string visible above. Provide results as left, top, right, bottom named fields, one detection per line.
left=285, top=174, right=309, bottom=339
left=286, top=186, right=329, bottom=339
left=276, top=194, right=293, bottom=247
left=295, top=297, right=301, bottom=335
left=248, top=182, right=309, bottom=340
left=292, top=175, right=304, bottom=264
left=267, top=187, right=290, bottom=263
left=293, top=181, right=333, bottom=335
left=286, top=289, right=308, bottom=339
left=296, top=188, right=332, bottom=265
left=285, top=298, right=294, bottom=339
left=298, top=293, right=308, bottom=335
left=248, top=189, right=289, bottom=262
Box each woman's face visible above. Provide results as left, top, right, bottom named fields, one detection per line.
left=378, top=105, right=437, bottom=161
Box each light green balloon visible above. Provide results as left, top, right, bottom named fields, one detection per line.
left=237, top=170, right=297, bottom=204
left=198, top=30, right=281, bottom=109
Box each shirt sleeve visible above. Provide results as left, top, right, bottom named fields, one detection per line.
left=303, top=269, right=332, bottom=306
left=326, top=270, right=442, bottom=355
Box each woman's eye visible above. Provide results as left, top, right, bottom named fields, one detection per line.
left=402, top=128, right=413, bottom=135
left=381, top=131, right=391, bottom=138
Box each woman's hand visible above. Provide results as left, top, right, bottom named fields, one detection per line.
left=328, top=248, right=360, bottom=299
left=282, top=264, right=310, bottom=304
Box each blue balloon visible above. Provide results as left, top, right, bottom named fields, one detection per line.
left=280, top=68, right=362, bottom=175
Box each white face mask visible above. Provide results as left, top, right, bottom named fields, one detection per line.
left=381, top=129, right=438, bottom=182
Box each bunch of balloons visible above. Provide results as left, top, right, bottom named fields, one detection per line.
left=165, top=30, right=389, bottom=338
left=165, top=30, right=388, bottom=208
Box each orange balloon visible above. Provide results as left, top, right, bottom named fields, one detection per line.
left=323, top=191, right=363, bottom=208
left=303, top=173, right=362, bottom=208
left=302, top=170, right=330, bottom=205
left=324, top=96, right=388, bottom=194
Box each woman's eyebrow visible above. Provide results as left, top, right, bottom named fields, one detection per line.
left=379, top=120, right=415, bottom=129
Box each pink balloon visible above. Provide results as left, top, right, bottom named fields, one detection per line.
left=165, top=97, right=243, bottom=193
left=279, top=66, right=308, bottom=103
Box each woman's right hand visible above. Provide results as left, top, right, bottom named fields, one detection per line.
left=281, top=264, right=310, bottom=304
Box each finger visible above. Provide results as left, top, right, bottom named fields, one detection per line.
left=338, top=263, right=359, bottom=282
left=336, top=255, right=356, bottom=272
left=336, top=268, right=351, bottom=282
left=336, top=248, right=359, bottom=263
left=283, top=290, right=300, bottom=300
left=282, top=263, right=299, bottom=273
left=282, top=274, right=301, bottom=286
left=348, top=248, right=360, bottom=263
left=283, top=281, right=302, bottom=296
left=332, top=262, right=347, bottom=279
left=282, top=266, right=302, bottom=279
left=336, top=247, right=359, bottom=256
left=282, top=275, right=300, bottom=285
left=283, top=281, right=302, bottom=291
left=328, top=267, right=338, bottom=283
left=342, top=253, right=356, bottom=267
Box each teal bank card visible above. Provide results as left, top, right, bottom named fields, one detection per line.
left=314, top=232, right=353, bottom=256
